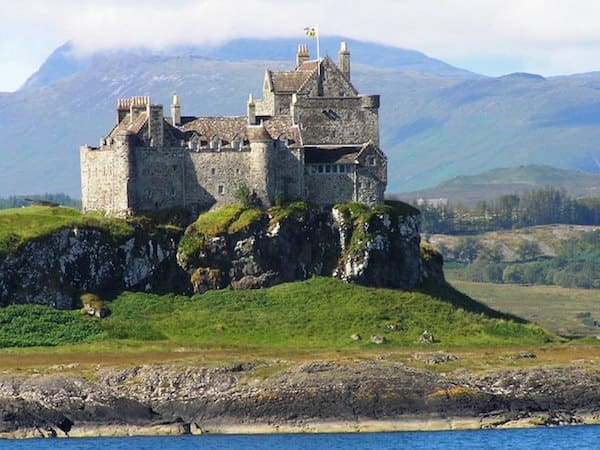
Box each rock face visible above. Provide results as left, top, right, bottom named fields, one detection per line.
left=2, top=361, right=600, bottom=436
left=177, top=203, right=434, bottom=294
left=0, top=202, right=440, bottom=307
left=0, top=226, right=188, bottom=309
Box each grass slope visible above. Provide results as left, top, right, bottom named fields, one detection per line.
left=0, top=278, right=553, bottom=350
left=449, top=278, right=600, bottom=338
left=0, top=206, right=133, bottom=256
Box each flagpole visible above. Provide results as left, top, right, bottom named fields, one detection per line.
left=316, top=25, right=320, bottom=76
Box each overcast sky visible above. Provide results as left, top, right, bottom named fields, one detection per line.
left=3, top=0, right=600, bottom=91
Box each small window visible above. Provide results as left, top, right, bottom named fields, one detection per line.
left=236, top=168, right=241, bottom=175
left=211, top=168, right=216, bottom=175
left=218, top=185, right=225, bottom=195
left=318, top=165, right=324, bottom=173
left=311, top=165, right=317, bottom=174
left=332, top=165, right=338, bottom=173
left=325, top=165, right=331, bottom=173
left=367, top=181, right=372, bottom=188
left=368, top=157, right=376, bottom=166
left=339, top=165, right=345, bottom=173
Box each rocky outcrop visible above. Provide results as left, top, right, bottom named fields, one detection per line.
left=0, top=226, right=188, bottom=309
left=177, top=202, right=435, bottom=294
left=2, top=361, right=600, bottom=436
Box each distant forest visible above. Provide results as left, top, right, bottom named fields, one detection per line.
left=415, top=186, right=600, bottom=234
left=0, top=193, right=81, bottom=210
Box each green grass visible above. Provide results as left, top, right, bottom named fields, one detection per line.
left=0, top=278, right=553, bottom=350
left=448, top=278, right=600, bottom=337
left=0, top=305, right=101, bottom=347
left=11, top=277, right=545, bottom=352
left=0, top=206, right=134, bottom=257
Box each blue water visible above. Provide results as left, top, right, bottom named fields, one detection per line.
left=1, top=427, right=600, bottom=449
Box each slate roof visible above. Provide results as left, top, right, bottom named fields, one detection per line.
left=181, top=117, right=247, bottom=142
left=304, top=146, right=362, bottom=164
left=263, top=115, right=301, bottom=146
left=267, top=60, right=318, bottom=93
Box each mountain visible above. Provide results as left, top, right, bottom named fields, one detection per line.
left=2, top=38, right=600, bottom=197
left=396, top=165, right=600, bottom=205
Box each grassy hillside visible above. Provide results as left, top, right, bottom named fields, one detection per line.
left=449, top=279, right=600, bottom=338
left=396, top=165, right=600, bottom=205
left=0, top=206, right=133, bottom=256
left=0, top=278, right=554, bottom=350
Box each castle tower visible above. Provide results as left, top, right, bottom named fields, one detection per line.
left=247, top=123, right=274, bottom=206
left=338, top=41, right=351, bottom=81
left=296, top=44, right=309, bottom=68
left=110, top=131, right=134, bottom=216
left=247, top=94, right=256, bottom=125
left=171, top=94, right=181, bottom=126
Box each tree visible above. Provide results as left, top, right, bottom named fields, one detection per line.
left=517, top=240, right=541, bottom=261
left=454, top=237, right=481, bottom=263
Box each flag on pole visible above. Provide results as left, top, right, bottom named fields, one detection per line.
left=304, top=26, right=318, bottom=38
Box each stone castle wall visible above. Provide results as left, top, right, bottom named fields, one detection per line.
left=292, top=96, right=379, bottom=146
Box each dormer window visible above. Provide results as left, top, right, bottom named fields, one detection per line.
left=368, top=156, right=376, bottom=166
left=232, top=135, right=242, bottom=151
left=210, top=136, right=221, bottom=151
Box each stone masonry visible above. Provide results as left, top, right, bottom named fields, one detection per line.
left=80, top=42, right=388, bottom=217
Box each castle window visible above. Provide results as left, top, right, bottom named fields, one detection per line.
left=332, top=165, right=338, bottom=173
left=339, top=165, right=345, bottom=173
left=325, top=165, right=331, bottom=173
left=232, top=136, right=242, bottom=151
left=367, top=181, right=372, bottom=188
left=236, top=168, right=241, bottom=175
left=210, top=136, right=221, bottom=151
left=211, top=168, right=216, bottom=175
left=318, top=165, right=324, bottom=173
left=310, top=165, right=317, bottom=174
left=218, top=185, right=225, bottom=195
left=368, top=157, right=376, bottom=166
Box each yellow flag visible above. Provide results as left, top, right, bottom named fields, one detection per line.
left=304, top=26, right=317, bottom=38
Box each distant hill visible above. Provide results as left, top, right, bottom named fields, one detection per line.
left=396, top=165, right=600, bottom=205
left=2, top=38, right=600, bottom=197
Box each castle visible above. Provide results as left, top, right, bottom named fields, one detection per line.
left=80, top=42, right=387, bottom=217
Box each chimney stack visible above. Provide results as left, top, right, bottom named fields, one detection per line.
left=171, top=93, right=181, bottom=126
left=296, top=44, right=310, bottom=68
left=338, top=41, right=350, bottom=81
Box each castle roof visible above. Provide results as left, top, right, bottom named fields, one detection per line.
left=262, top=115, right=301, bottom=146
left=304, top=146, right=362, bottom=165
left=181, top=117, right=247, bottom=141
left=267, top=60, right=318, bottom=93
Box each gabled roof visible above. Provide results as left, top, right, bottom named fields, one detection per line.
left=108, top=112, right=148, bottom=138
left=267, top=60, right=319, bottom=93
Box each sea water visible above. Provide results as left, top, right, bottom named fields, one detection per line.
left=1, top=427, right=600, bottom=450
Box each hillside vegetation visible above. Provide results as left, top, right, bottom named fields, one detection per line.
left=0, top=278, right=553, bottom=350
left=396, top=165, right=600, bottom=205
left=0, top=206, right=133, bottom=257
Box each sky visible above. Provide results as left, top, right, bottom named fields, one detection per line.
left=3, top=0, right=600, bottom=91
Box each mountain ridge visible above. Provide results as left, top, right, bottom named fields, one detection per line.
left=2, top=38, right=600, bottom=197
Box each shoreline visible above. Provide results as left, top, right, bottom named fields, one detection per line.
left=3, top=414, right=600, bottom=439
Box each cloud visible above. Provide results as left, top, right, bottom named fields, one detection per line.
left=4, top=0, right=600, bottom=88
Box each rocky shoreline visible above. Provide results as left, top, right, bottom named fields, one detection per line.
left=2, top=358, right=600, bottom=438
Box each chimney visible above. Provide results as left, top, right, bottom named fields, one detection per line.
left=296, top=44, right=309, bottom=68
left=247, top=93, right=256, bottom=125
left=171, top=93, right=181, bottom=126
left=338, top=41, right=350, bottom=81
